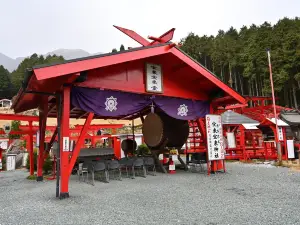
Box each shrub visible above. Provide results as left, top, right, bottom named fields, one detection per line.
left=43, top=155, right=53, bottom=174
left=27, top=175, right=37, bottom=180
left=26, top=150, right=53, bottom=174
left=135, top=143, right=151, bottom=156
left=9, top=120, right=21, bottom=139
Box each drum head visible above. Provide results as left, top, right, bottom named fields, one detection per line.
left=142, top=113, right=164, bottom=148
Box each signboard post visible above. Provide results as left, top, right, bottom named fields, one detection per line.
left=63, top=137, right=70, bottom=152
left=278, top=127, right=284, bottom=141
left=206, top=114, right=225, bottom=174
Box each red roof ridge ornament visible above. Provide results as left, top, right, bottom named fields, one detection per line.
left=113, top=25, right=176, bottom=47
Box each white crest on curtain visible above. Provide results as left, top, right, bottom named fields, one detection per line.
left=105, top=96, right=118, bottom=112
left=177, top=104, right=188, bottom=116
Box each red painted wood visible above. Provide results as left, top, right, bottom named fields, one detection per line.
left=78, top=55, right=210, bottom=100
left=29, top=122, right=34, bottom=176
left=170, top=48, right=246, bottom=104
left=60, top=86, right=71, bottom=194
left=149, top=28, right=175, bottom=45
left=37, top=99, right=48, bottom=178
left=113, top=137, right=121, bottom=159
left=34, top=45, right=169, bottom=80
left=113, top=25, right=150, bottom=46
left=68, top=112, right=94, bottom=175
left=0, top=114, right=38, bottom=121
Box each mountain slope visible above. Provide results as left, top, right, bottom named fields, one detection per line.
left=0, top=49, right=102, bottom=72
left=45, top=49, right=91, bottom=60
left=0, top=53, right=19, bottom=72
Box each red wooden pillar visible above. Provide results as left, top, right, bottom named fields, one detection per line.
left=240, top=126, right=246, bottom=161
left=68, top=112, right=94, bottom=176
left=60, top=86, right=71, bottom=198
left=37, top=99, right=48, bottom=181
left=270, top=125, right=280, bottom=159
left=29, top=121, right=34, bottom=176
left=113, top=136, right=121, bottom=159
left=282, top=127, right=287, bottom=160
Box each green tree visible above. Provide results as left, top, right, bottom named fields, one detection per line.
left=111, top=48, right=118, bottom=53
left=10, top=54, right=64, bottom=95
left=9, top=120, right=21, bottom=139
left=180, top=17, right=300, bottom=108
left=0, top=65, right=11, bottom=98
left=119, top=44, right=125, bottom=51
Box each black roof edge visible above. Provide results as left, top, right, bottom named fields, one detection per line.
left=32, top=43, right=170, bottom=70
left=22, top=68, right=34, bottom=90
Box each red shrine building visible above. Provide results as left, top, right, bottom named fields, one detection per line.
left=11, top=26, right=246, bottom=198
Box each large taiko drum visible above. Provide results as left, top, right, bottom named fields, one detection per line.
left=142, top=111, right=189, bottom=149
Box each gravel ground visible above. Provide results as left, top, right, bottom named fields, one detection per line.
left=0, top=162, right=300, bottom=225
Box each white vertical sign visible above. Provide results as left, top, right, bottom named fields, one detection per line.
left=63, top=137, right=70, bottom=152
left=206, top=114, right=224, bottom=161
left=227, top=132, right=236, bottom=149
left=278, top=127, right=284, bottom=141
left=0, top=139, right=9, bottom=149
left=287, top=140, right=295, bottom=159
left=145, top=63, right=163, bottom=93
left=36, top=131, right=40, bottom=147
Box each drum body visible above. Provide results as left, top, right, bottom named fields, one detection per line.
left=142, top=112, right=189, bottom=149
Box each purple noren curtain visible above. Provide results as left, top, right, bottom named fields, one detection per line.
left=71, top=87, right=209, bottom=120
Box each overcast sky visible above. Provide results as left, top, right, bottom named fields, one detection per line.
left=0, top=0, right=299, bottom=58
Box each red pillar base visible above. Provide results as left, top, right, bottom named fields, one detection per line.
left=59, top=192, right=69, bottom=199
left=36, top=176, right=43, bottom=182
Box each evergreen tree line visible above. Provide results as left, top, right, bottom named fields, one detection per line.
left=0, top=54, right=64, bottom=99
left=111, top=44, right=126, bottom=53
left=180, top=17, right=300, bottom=108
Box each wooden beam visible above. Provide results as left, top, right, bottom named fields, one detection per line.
left=37, top=97, right=49, bottom=181
left=77, top=111, right=89, bottom=119
left=0, top=114, right=38, bottom=121
left=48, top=103, right=56, bottom=113
left=68, top=112, right=94, bottom=175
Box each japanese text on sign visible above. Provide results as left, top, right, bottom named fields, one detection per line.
left=206, top=115, right=225, bottom=161
left=145, top=63, right=163, bottom=93
left=278, top=127, right=284, bottom=141
left=63, top=137, right=70, bottom=152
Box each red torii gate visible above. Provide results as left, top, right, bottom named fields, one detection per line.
left=0, top=115, right=124, bottom=174
left=20, top=123, right=124, bottom=160
left=0, top=113, right=38, bottom=175
left=11, top=25, right=246, bottom=199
